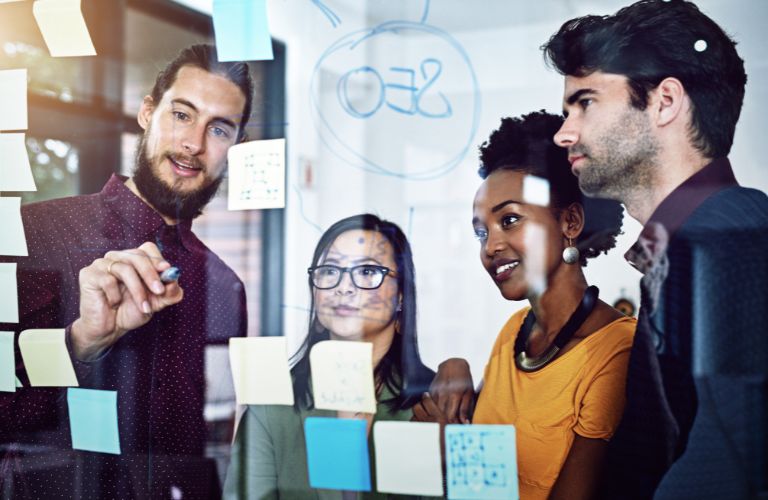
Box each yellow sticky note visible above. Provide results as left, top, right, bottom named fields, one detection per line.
left=0, top=197, right=28, bottom=256
left=18, top=329, right=79, bottom=387
left=228, top=336, right=294, bottom=405
left=0, top=264, right=19, bottom=323
left=0, top=134, right=35, bottom=191
left=309, top=340, right=375, bottom=413
left=0, top=69, right=27, bottom=131
left=33, top=0, right=97, bottom=57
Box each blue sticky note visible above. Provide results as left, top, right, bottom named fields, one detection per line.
left=213, top=0, right=274, bottom=62
left=67, top=388, right=121, bottom=455
left=1, top=331, right=15, bottom=392
left=304, top=417, right=371, bottom=491
left=445, top=424, right=518, bottom=500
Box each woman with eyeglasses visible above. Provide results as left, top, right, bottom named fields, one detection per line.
left=224, top=214, right=434, bottom=499
left=414, top=111, right=636, bottom=500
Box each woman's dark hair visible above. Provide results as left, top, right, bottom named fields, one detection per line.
left=478, top=110, right=623, bottom=266
left=542, top=0, right=746, bottom=159
left=291, top=214, right=434, bottom=413
left=150, top=44, right=254, bottom=141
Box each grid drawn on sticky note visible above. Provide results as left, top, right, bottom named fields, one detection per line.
left=227, top=138, right=285, bottom=210
left=445, top=424, right=518, bottom=500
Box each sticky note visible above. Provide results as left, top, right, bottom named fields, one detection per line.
left=0, top=134, right=35, bottom=191
left=213, top=0, right=274, bottom=62
left=0, top=197, right=28, bottom=256
left=229, top=336, right=294, bottom=405
left=32, top=0, right=97, bottom=58
left=304, top=417, right=370, bottom=491
left=67, top=388, right=120, bottom=454
left=227, top=138, right=286, bottom=210
left=0, top=69, right=27, bottom=131
left=0, top=263, right=19, bottom=323
left=15, top=376, right=22, bottom=388
left=310, top=340, right=375, bottom=413
left=18, top=329, right=78, bottom=387
left=522, top=175, right=550, bottom=206
left=445, top=424, right=518, bottom=500
left=374, top=421, right=444, bottom=496
left=1, top=331, right=16, bottom=392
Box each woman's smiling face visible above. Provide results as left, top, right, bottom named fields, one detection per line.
left=472, top=169, right=567, bottom=301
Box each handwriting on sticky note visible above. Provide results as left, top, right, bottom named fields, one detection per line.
left=0, top=69, right=27, bottom=131
left=213, top=0, right=274, bottom=62
left=67, top=388, right=120, bottom=454
left=445, top=424, right=518, bottom=500
left=32, top=0, right=97, bottom=57
left=18, top=329, right=78, bottom=387
left=228, top=336, right=294, bottom=405
left=0, top=134, right=36, bottom=191
left=310, top=340, right=375, bottom=413
left=304, top=417, right=371, bottom=491
left=0, top=264, right=19, bottom=323
left=1, top=331, right=16, bottom=392
left=374, top=421, right=444, bottom=496
left=227, top=138, right=286, bottom=210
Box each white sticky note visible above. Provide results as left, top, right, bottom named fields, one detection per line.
left=0, top=263, right=18, bottom=323
left=1, top=331, right=16, bottom=392
left=227, top=138, right=286, bottom=210
left=229, top=336, right=294, bottom=405
left=0, top=69, right=27, bottom=131
left=522, top=175, right=550, bottom=206
left=0, top=134, right=36, bottom=191
left=18, top=329, right=79, bottom=387
left=32, top=0, right=96, bottom=57
left=374, top=421, right=444, bottom=496
left=310, top=340, right=375, bottom=413
left=0, top=197, right=28, bottom=256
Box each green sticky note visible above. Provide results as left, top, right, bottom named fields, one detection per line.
left=15, top=376, right=22, bottom=388
left=67, top=388, right=121, bottom=455
left=18, top=329, right=78, bottom=387
left=1, top=331, right=15, bottom=392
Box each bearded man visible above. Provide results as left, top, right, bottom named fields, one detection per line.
left=0, top=44, right=251, bottom=498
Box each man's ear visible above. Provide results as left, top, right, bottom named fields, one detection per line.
left=653, top=77, right=687, bottom=128
left=137, top=95, right=155, bottom=131
left=560, top=202, right=585, bottom=240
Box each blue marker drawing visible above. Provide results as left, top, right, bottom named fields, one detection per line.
left=311, top=0, right=341, bottom=28
left=310, top=21, right=480, bottom=180
left=445, top=424, right=518, bottom=500
left=291, top=184, right=323, bottom=233
left=420, top=0, right=431, bottom=24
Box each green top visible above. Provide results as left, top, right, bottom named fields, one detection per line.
left=223, top=385, right=421, bottom=500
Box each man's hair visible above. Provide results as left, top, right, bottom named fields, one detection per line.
left=150, top=44, right=254, bottom=141
left=542, top=0, right=746, bottom=159
left=478, top=111, right=624, bottom=266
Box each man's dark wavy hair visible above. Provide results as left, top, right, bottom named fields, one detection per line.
left=542, top=0, right=746, bottom=159
left=150, top=44, right=254, bottom=141
left=478, top=110, right=623, bottom=266
left=290, top=214, right=434, bottom=413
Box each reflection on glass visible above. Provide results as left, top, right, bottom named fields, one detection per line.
left=19, top=136, right=79, bottom=204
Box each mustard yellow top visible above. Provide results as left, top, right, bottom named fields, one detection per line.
left=473, top=307, right=636, bottom=500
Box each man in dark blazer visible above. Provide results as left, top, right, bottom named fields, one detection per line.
left=545, top=1, right=768, bottom=498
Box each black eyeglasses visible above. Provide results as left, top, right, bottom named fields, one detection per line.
left=307, top=264, right=397, bottom=290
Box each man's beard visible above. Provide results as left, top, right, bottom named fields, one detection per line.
left=575, top=108, right=659, bottom=201
left=132, top=133, right=224, bottom=221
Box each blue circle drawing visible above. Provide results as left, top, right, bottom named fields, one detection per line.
left=310, top=21, right=481, bottom=180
